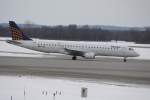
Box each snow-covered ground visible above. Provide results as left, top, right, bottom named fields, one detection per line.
left=0, top=37, right=150, bottom=60
left=0, top=75, right=150, bottom=100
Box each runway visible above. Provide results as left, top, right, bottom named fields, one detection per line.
left=0, top=55, right=150, bottom=85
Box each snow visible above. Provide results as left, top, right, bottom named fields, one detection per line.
left=0, top=75, right=150, bottom=100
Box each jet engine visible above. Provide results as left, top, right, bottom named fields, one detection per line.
left=83, top=52, right=95, bottom=59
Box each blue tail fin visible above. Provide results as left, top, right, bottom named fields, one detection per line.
left=9, top=21, right=32, bottom=40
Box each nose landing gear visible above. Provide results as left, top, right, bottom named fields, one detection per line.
left=123, top=57, right=127, bottom=62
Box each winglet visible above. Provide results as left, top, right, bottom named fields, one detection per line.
left=9, top=21, right=32, bottom=40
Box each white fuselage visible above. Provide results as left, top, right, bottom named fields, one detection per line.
left=10, top=39, right=139, bottom=58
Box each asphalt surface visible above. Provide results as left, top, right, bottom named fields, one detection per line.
left=0, top=55, right=150, bottom=84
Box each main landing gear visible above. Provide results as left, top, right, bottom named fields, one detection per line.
left=72, top=56, right=77, bottom=60
left=123, top=57, right=127, bottom=62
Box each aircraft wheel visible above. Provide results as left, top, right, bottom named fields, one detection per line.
left=123, top=57, right=127, bottom=62
left=72, top=56, right=77, bottom=60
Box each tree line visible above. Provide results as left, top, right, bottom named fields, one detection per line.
left=0, top=24, right=150, bottom=43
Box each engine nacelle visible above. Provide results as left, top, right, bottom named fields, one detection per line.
left=83, top=52, right=95, bottom=59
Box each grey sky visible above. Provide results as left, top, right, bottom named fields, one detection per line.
left=0, top=0, right=150, bottom=26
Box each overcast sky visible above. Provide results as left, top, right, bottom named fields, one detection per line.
left=0, top=0, right=150, bottom=26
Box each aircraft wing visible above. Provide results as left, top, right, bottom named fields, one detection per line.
left=64, top=48, right=84, bottom=56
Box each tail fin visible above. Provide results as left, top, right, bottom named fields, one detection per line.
left=9, top=21, right=32, bottom=40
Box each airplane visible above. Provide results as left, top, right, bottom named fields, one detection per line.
left=6, top=21, right=139, bottom=62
